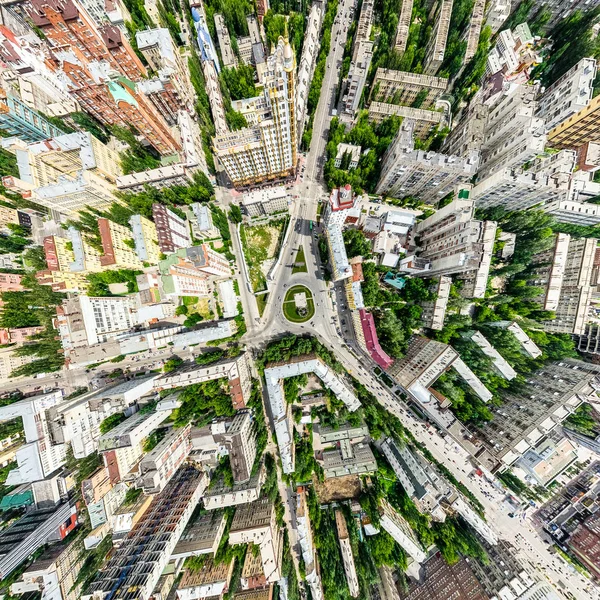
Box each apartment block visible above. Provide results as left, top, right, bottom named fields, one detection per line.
left=376, top=121, right=479, bottom=202
left=177, top=558, right=234, bottom=600
left=462, top=330, right=516, bottom=380
left=378, top=499, right=427, bottom=564
left=10, top=536, right=84, bottom=600
left=296, top=4, right=322, bottom=131
left=322, top=433, right=376, bottom=478
left=472, top=168, right=568, bottom=211
left=420, top=276, right=451, bottom=330
left=116, top=164, right=196, bottom=193
left=217, top=409, right=257, bottom=484
left=171, top=511, right=227, bottom=559
left=487, top=321, right=542, bottom=359
left=213, top=38, right=297, bottom=188
left=463, top=360, right=600, bottom=472
left=536, top=57, right=597, bottom=131
left=203, top=465, right=266, bottom=509
left=343, top=40, right=373, bottom=116
left=229, top=498, right=282, bottom=583
left=241, top=186, right=289, bottom=217
left=159, top=249, right=211, bottom=298
left=394, top=0, right=413, bottom=53
left=0, top=89, right=64, bottom=141
left=85, top=466, right=208, bottom=600
left=548, top=94, right=600, bottom=150
left=371, top=69, right=448, bottom=108
left=189, top=203, right=219, bottom=239
left=423, top=0, right=453, bottom=75
left=0, top=272, right=23, bottom=292
left=400, top=189, right=496, bottom=298
left=129, top=214, right=161, bottom=264
left=484, top=0, right=511, bottom=34
left=464, top=0, right=486, bottom=62
left=98, top=218, right=144, bottom=269
left=529, top=233, right=595, bottom=335
left=151, top=203, right=191, bottom=253
left=441, top=103, right=488, bottom=158
left=399, top=552, right=488, bottom=600
left=335, top=510, right=359, bottom=597
left=368, top=102, right=445, bottom=138
left=478, top=84, right=546, bottom=179
left=215, top=13, right=237, bottom=68
left=98, top=410, right=171, bottom=454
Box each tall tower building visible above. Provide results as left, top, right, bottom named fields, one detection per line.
left=213, top=37, right=297, bottom=188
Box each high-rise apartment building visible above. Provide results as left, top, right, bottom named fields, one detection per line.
left=217, top=410, right=257, bottom=484
left=213, top=37, right=297, bottom=188
left=0, top=89, right=64, bottom=141
left=376, top=120, right=479, bottom=203
left=186, top=244, right=231, bottom=277
left=423, top=0, right=453, bottom=75
left=394, top=0, right=413, bottom=53
left=400, top=189, right=496, bottom=298
left=441, top=102, right=488, bottom=158
left=536, top=57, right=597, bottom=131
left=478, top=84, right=546, bottom=178
left=529, top=233, right=596, bottom=335
left=484, top=0, right=511, bottom=34
left=548, top=94, right=600, bottom=150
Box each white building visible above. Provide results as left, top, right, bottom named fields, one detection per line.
left=536, top=57, right=597, bottom=131
left=335, top=510, right=359, bottom=597
left=487, top=321, right=542, bottom=358
left=377, top=499, right=427, bottom=563
left=241, top=186, right=289, bottom=217
left=462, top=330, right=517, bottom=380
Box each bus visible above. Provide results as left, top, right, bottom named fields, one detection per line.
left=309, top=221, right=314, bottom=231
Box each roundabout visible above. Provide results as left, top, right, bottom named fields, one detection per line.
left=282, top=284, right=315, bottom=323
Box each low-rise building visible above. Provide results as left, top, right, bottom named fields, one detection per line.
left=189, top=203, right=219, bottom=239
left=335, top=510, right=359, bottom=597
left=335, top=143, right=362, bottom=169
left=129, top=214, right=161, bottom=264
left=116, top=163, right=196, bottom=193
left=241, top=186, right=288, bottom=217
left=368, top=102, right=445, bottom=138
left=152, top=203, right=192, bottom=253
left=177, top=558, right=235, bottom=600
left=378, top=499, right=427, bottom=563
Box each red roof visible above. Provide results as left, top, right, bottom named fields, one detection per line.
left=359, top=309, right=394, bottom=370
left=351, top=262, right=363, bottom=283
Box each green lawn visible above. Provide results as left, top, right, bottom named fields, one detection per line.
left=241, top=219, right=287, bottom=292
left=282, top=285, right=315, bottom=323
left=292, top=246, right=308, bottom=274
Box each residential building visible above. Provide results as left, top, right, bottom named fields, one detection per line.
left=462, top=330, right=517, bottom=380
left=399, top=552, right=488, bottom=600
left=536, top=57, right=597, bottom=131
left=98, top=410, right=171, bottom=454
left=441, top=103, right=488, bottom=158
left=172, top=511, right=227, bottom=559
left=368, top=102, right=446, bottom=138
left=323, top=185, right=359, bottom=281
left=486, top=28, right=519, bottom=76
left=371, top=69, right=448, bottom=108
left=464, top=0, right=486, bottom=62
left=484, top=0, right=511, bottom=34
left=487, top=321, right=542, bottom=359
left=229, top=498, right=282, bottom=583
left=343, top=39, right=373, bottom=116
left=548, top=94, right=600, bottom=150
left=296, top=4, right=323, bottom=131
left=217, top=410, right=257, bottom=484
left=0, top=503, right=77, bottom=580
left=378, top=499, right=427, bottom=564
left=335, top=510, right=359, bottom=597
left=394, top=0, right=413, bottom=53
left=423, top=0, right=453, bottom=75
left=203, top=465, right=266, bottom=509
left=138, top=425, right=192, bottom=494
left=0, top=272, right=23, bottom=291
left=116, top=164, right=196, bottom=193
left=529, top=233, right=595, bottom=335
left=472, top=168, right=568, bottom=211
left=155, top=354, right=253, bottom=410
left=213, top=37, right=297, bottom=188
left=215, top=13, right=237, bottom=68
left=359, top=309, right=394, bottom=369
left=376, top=121, right=479, bottom=202
left=159, top=249, right=211, bottom=298
left=459, top=360, right=600, bottom=472
left=29, top=0, right=180, bottom=155
left=85, top=466, right=208, bottom=600
left=0, top=89, right=64, bottom=141
left=57, top=295, right=137, bottom=348
left=518, top=432, right=578, bottom=486
left=129, top=214, right=161, bottom=264
left=322, top=436, right=376, bottom=478
left=97, top=218, right=143, bottom=269
left=4, top=169, right=118, bottom=217
left=152, top=203, right=191, bottom=253
left=335, top=144, right=362, bottom=169
left=241, top=186, right=289, bottom=217
left=264, top=356, right=361, bottom=473
left=297, top=487, right=324, bottom=600
left=176, top=558, right=235, bottom=600
left=400, top=188, right=496, bottom=299
left=420, top=276, right=451, bottom=331
left=478, top=84, right=546, bottom=179
left=10, top=536, right=84, bottom=600
left=189, top=203, right=219, bottom=239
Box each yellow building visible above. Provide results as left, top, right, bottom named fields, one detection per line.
left=129, top=214, right=161, bottom=265
left=0, top=204, right=19, bottom=229
left=98, top=218, right=145, bottom=269
left=37, top=269, right=91, bottom=293
left=548, top=95, right=600, bottom=149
